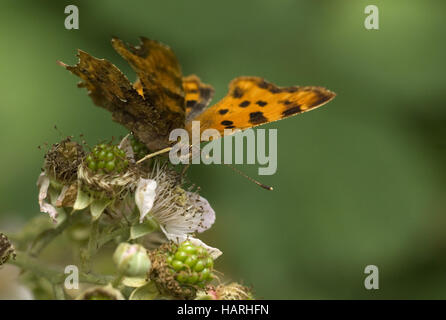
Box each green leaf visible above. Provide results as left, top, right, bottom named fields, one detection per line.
left=73, top=187, right=93, bottom=211
left=90, top=198, right=112, bottom=221
left=129, top=282, right=159, bottom=300
left=130, top=218, right=158, bottom=240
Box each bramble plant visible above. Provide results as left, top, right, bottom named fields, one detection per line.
left=0, top=134, right=253, bottom=300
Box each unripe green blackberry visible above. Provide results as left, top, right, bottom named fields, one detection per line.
left=167, top=241, right=214, bottom=287
left=85, top=143, right=129, bottom=174
left=129, top=135, right=149, bottom=161
left=148, top=242, right=216, bottom=299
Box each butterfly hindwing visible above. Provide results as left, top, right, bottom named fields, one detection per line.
left=183, top=75, right=215, bottom=122
left=187, top=77, right=335, bottom=135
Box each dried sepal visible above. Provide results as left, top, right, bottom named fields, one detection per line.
left=0, top=233, right=16, bottom=266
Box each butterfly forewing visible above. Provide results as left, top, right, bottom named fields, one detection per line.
left=187, top=77, right=335, bottom=135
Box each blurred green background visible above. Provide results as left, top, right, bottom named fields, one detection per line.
left=1, top=0, right=446, bottom=299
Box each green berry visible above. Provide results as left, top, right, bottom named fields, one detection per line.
left=193, top=260, right=205, bottom=272
left=85, top=143, right=129, bottom=174
left=128, top=135, right=149, bottom=160
left=106, top=152, right=114, bottom=161
left=105, top=161, right=115, bottom=172
left=180, top=241, right=192, bottom=248
left=188, top=272, right=199, bottom=284
left=176, top=273, right=188, bottom=283
left=200, top=268, right=211, bottom=280
left=167, top=241, right=215, bottom=287
left=174, top=250, right=188, bottom=262
left=182, top=245, right=196, bottom=255
left=171, top=260, right=184, bottom=271
left=98, top=150, right=107, bottom=160
left=184, top=255, right=198, bottom=268
left=204, top=257, right=213, bottom=268
left=87, top=161, right=97, bottom=171
left=97, top=160, right=105, bottom=169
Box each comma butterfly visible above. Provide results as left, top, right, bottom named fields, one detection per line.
left=59, top=37, right=335, bottom=152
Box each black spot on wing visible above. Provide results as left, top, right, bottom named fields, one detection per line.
left=257, top=79, right=282, bottom=94
left=221, top=120, right=233, bottom=126
left=219, top=109, right=229, bottom=115
left=232, top=87, right=244, bottom=98
left=256, top=100, right=267, bottom=107
left=249, top=112, right=268, bottom=125
left=186, top=100, right=197, bottom=107
left=239, top=100, right=250, bottom=108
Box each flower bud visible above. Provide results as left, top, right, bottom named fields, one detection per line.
left=113, top=243, right=151, bottom=277
left=76, top=284, right=124, bottom=300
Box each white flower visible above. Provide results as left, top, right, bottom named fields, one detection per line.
left=135, top=163, right=221, bottom=259
left=135, top=178, right=157, bottom=223
left=37, top=173, right=58, bottom=223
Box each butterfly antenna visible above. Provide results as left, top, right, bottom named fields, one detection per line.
left=224, top=164, right=273, bottom=191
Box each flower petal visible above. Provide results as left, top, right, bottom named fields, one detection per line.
left=188, top=193, right=216, bottom=233
left=118, top=134, right=135, bottom=162
left=135, top=178, right=157, bottom=223
left=37, top=173, right=58, bottom=223
left=55, top=185, right=69, bottom=207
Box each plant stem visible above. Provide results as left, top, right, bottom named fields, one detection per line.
left=53, top=284, right=66, bottom=300
left=9, top=251, right=114, bottom=286
left=82, top=220, right=99, bottom=272
left=29, top=212, right=77, bottom=256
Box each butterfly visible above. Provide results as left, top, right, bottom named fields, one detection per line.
left=60, top=37, right=335, bottom=153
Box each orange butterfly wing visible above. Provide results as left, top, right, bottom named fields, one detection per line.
left=186, top=77, right=335, bottom=135
left=183, top=75, right=215, bottom=122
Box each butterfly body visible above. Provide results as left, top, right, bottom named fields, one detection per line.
left=61, top=37, right=335, bottom=151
